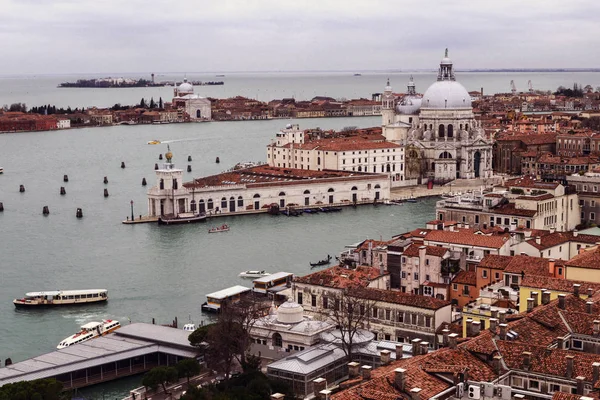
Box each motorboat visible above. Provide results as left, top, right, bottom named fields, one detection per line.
left=147, top=140, right=161, bottom=145
left=183, top=323, right=197, bottom=332
left=57, top=319, right=120, bottom=349
left=310, top=255, right=332, bottom=268
left=13, top=289, right=108, bottom=308
left=208, top=224, right=230, bottom=233
left=158, top=213, right=207, bottom=225
left=239, top=270, right=271, bottom=278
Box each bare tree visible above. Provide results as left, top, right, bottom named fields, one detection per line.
left=230, top=294, right=270, bottom=367
left=325, top=288, right=376, bottom=362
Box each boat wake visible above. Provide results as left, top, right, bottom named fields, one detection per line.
left=160, top=137, right=203, bottom=144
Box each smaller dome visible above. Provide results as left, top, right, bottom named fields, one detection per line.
left=276, top=299, right=304, bottom=324
left=396, top=97, right=422, bottom=115
left=178, top=78, right=193, bottom=95
left=440, top=56, right=452, bottom=65
left=165, top=151, right=173, bottom=161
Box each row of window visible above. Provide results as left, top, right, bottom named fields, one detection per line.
left=579, top=199, right=598, bottom=207
left=582, top=212, right=596, bottom=220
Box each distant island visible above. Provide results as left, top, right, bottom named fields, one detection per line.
left=58, top=78, right=224, bottom=88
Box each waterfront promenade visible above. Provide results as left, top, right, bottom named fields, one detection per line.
left=390, top=176, right=504, bottom=200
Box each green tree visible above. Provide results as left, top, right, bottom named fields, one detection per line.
left=176, top=358, right=201, bottom=385
left=159, top=97, right=163, bottom=109
left=188, top=323, right=214, bottom=348
left=140, top=98, right=147, bottom=108
left=149, top=97, right=156, bottom=109
left=142, top=366, right=178, bottom=395
left=0, top=378, right=67, bottom=400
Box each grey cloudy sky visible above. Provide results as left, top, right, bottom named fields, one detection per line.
left=1, top=0, right=599, bottom=74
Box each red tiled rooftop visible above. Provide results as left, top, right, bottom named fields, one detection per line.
left=402, top=243, right=449, bottom=258
left=452, top=270, right=477, bottom=286
left=351, top=287, right=450, bottom=310
left=478, top=255, right=513, bottom=270
left=293, top=265, right=385, bottom=289
left=566, top=246, right=600, bottom=269
left=424, top=230, right=510, bottom=249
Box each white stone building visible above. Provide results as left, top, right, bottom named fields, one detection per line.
left=146, top=150, right=391, bottom=217
left=382, top=50, right=493, bottom=184
left=266, top=124, right=406, bottom=187
left=172, top=78, right=212, bottom=121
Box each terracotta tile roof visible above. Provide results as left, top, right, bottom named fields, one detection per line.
left=491, top=203, right=537, bottom=217
left=282, top=136, right=401, bottom=152
left=566, top=246, right=600, bottom=269
left=526, top=232, right=600, bottom=250
left=452, top=270, right=477, bottom=286
left=553, top=393, right=596, bottom=400
left=436, top=321, right=463, bottom=336
left=516, top=193, right=555, bottom=201
left=503, top=255, right=553, bottom=276
left=478, top=255, right=513, bottom=270
left=293, top=266, right=385, bottom=289
left=351, top=287, right=450, bottom=310
left=521, top=275, right=600, bottom=295
left=504, top=176, right=560, bottom=189
left=424, top=230, right=510, bottom=249
left=402, top=243, right=449, bottom=258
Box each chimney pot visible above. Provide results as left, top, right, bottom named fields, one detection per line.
left=395, top=344, right=404, bottom=360
left=558, top=294, right=566, bottom=309
left=527, top=297, right=534, bottom=312
left=499, top=311, right=507, bottom=323
left=593, top=362, right=600, bottom=384
left=493, top=355, right=503, bottom=374
left=576, top=376, right=585, bottom=395
left=411, top=338, right=422, bottom=356
left=420, top=342, right=429, bottom=355
left=589, top=288, right=595, bottom=298
left=587, top=301, right=594, bottom=314
left=313, top=378, right=327, bottom=399
left=542, top=290, right=551, bottom=305
left=489, top=318, right=498, bottom=332
left=574, top=284, right=581, bottom=297
left=522, top=351, right=532, bottom=370
left=442, top=328, right=450, bottom=346
left=394, top=368, right=406, bottom=392
left=566, top=355, right=575, bottom=379
left=380, top=349, right=391, bottom=365
left=531, top=291, right=539, bottom=307
left=348, top=362, right=360, bottom=378
left=361, top=365, right=372, bottom=380
left=594, top=320, right=600, bottom=335
left=410, top=388, right=422, bottom=400
left=491, top=309, right=499, bottom=319
left=499, top=323, right=508, bottom=340
left=448, top=333, right=458, bottom=349
left=536, top=236, right=541, bottom=245
left=466, top=319, right=473, bottom=337
left=471, top=321, right=481, bottom=336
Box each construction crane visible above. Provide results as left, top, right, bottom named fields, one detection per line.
left=528, top=80, right=534, bottom=93
left=510, top=80, right=517, bottom=95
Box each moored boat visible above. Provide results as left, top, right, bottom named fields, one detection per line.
left=208, top=224, right=230, bottom=233
left=57, top=319, right=120, bottom=349
left=13, top=289, right=108, bottom=308
left=239, top=270, right=271, bottom=278
left=310, top=255, right=332, bottom=267
left=158, top=212, right=207, bottom=225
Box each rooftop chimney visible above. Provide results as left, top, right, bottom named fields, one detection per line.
left=466, top=319, right=473, bottom=337
left=576, top=376, right=585, bottom=395
left=527, top=297, right=534, bottom=312
left=380, top=350, right=391, bottom=365
left=557, top=336, right=565, bottom=349
left=313, top=378, right=327, bottom=399
left=411, top=339, right=422, bottom=356
left=542, top=290, right=551, bottom=305
left=448, top=333, right=458, bottom=349
left=594, top=320, right=600, bottom=336
left=410, top=387, right=422, bottom=400
left=549, top=259, right=556, bottom=276
left=442, top=329, right=450, bottom=346
left=593, top=362, right=600, bottom=385
left=522, top=351, right=532, bottom=370
left=361, top=365, right=372, bottom=380
left=531, top=291, right=539, bottom=307
left=489, top=318, right=498, bottom=332
left=499, top=323, right=508, bottom=340
left=566, top=355, right=575, bottom=379
left=574, top=229, right=579, bottom=237
left=493, top=355, right=503, bottom=375
left=587, top=301, right=594, bottom=314
left=574, top=284, right=581, bottom=298
left=395, top=344, right=404, bottom=360
left=348, top=362, right=360, bottom=378
left=420, top=342, right=429, bottom=355
left=536, top=236, right=542, bottom=245
left=491, top=309, right=499, bottom=319
left=499, top=311, right=507, bottom=324
left=471, top=321, right=481, bottom=336
left=558, top=294, right=566, bottom=309
left=394, top=368, right=406, bottom=392
left=589, top=288, right=595, bottom=298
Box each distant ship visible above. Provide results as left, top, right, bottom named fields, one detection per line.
left=353, top=73, right=362, bottom=76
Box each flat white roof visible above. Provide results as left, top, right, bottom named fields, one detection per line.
left=206, top=285, right=250, bottom=300
left=253, top=272, right=293, bottom=283
left=25, top=289, right=107, bottom=297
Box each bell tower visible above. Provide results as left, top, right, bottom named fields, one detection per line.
left=437, top=48, right=456, bottom=81
left=381, top=78, right=395, bottom=127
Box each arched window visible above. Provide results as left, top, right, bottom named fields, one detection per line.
left=237, top=196, right=244, bottom=207
left=351, top=186, right=358, bottom=191
left=447, top=124, right=453, bottom=138
left=328, top=188, right=335, bottom=192
left=159, top=179, right=164, bottom=190
left=460, top=124, right=463, bottom=130
left=279, top=191, right=286, bottom=196
left=439, top=124, right=445, bottom=138
left=303, top=190, right=310, bottom=194
left=207, top=199, right=213, bottom=209
left=272, top=333, right=283, bottom=347
left=374, top=184, right=381, bottom=189
left=465, top=123, right=469, bottom=130
left=358, top=166, right=362, bottom=172
left=221, top=197, right=227, bottom=209
left=386, top=164, right=391, bottom=172
left=196, top=110, right=201, bottom=118
left=253, top=194, right=261, bottom=198
left=429, top=124, right=433, bottom=130
left=199, top=199, right=205, bottom=213
left=317, top=156, right=321, bottom=165
left=440, top=151, right=452, bottom=159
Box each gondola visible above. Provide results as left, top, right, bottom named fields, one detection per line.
left=310, top=255, right=332, bottom=268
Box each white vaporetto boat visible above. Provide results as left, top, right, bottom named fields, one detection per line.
left=238, top=270, right=271, bottom=278
left=13, top=289, right=108, bottom=308
left=57, top=319, right=121, bottom=349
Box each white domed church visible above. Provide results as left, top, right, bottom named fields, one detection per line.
left=382, top=50, right=492, bottom=184
left=172, top=78, right=212, bottom=121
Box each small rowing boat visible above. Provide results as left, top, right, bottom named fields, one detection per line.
left=209, top=224, right=230, bottom=233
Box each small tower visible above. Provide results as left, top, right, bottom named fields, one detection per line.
left=437, top=48, right=456, bottom=81
left=381, top=78, right=396, bottom=126
left=407, top=76, right=416, bottom=96
left=152, top=145, right=184, bottom=216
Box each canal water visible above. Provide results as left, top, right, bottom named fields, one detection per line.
left=0, top=115, right=438, bottom=398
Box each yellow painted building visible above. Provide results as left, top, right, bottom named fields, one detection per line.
left=565, top=246, right=600, bottom=283
left=461, top=298, right=515, bottom=337
left=519, top=275, right=600, bottom=313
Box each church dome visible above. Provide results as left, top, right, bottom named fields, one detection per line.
left=178, top=78, right=193, bottom=95
left=421, top=80, right=471, bottom=109
left=276, top=299, right=304, bottom=324
left=396, top=97, right=422, bottom=115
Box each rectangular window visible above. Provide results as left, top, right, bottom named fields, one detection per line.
left=572, top=339, right=583, bottom=350
left=425, top=316, right=432, bottom=328
left=529, top=380, right=540, bottom=391
left=411, top=314, right=417, bottom=325
left=297, top=292, right=303, bottom=304
left=475, top=215, right=479, bottom=223
left=550, top=384, right=561, bottom=393
left=426, top=274, right=430, bottom=281
left=453, top=283, right=458, bottom=291
left=482, top=270, right=488, bottom=278
left=495, top=272, right=500, bottom=280
left=414, top=272, right=419, bottom=280
left=322, top=296, right=328, bottom=309
left=397, top=312, right=404, bottom=322
left=463, top=285, right=470, bottom=295
left=592, top=212, right=596, bottom=221
left=372, top=307, right=378, bottom=318
left=593, top=200, right=597, bottom=207
left=511, top=377, right=523, bottom=388
left=386, top=309, right=391, bottom=320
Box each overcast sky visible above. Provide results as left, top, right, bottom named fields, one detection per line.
left=1, top=0, right=599, bottom=74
